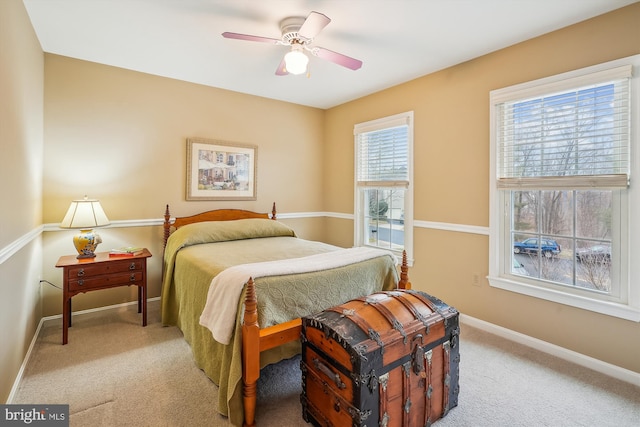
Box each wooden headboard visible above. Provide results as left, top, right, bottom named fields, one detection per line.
left=163, top=202, right=277, bottom=248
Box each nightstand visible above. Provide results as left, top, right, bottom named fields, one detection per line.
left=55, top=248, right=152, bottom=344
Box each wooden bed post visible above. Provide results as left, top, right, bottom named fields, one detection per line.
left=163, top=204, right=171, bottom=248
left=242, top=278, right=259, bottom=427
left=271, top=202, right=277, bottom=220
left=399, top=250, right=411, bottom=289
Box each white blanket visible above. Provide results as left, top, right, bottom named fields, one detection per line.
left=199, top=247, right=395, bottom=344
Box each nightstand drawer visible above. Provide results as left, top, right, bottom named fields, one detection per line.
left=69, top=271, right=143, bottom=291
left=67, top=260, right=143, bottom=278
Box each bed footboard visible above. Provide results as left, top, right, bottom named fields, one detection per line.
left=240, top=251, right=410, bottom=427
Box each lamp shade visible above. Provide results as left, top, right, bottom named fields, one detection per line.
left=60, top=196, right=110, bottom=229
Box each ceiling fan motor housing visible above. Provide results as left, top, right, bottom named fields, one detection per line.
left=280, top=16, right=307, bottom=43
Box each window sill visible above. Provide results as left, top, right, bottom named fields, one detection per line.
left=488, top=275, right=640, bottom=322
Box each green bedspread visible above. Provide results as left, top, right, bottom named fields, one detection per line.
left=161, top=219, right=399, bottom=426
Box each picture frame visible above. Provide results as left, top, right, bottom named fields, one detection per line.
left=186, top=138, right=257, bottom=201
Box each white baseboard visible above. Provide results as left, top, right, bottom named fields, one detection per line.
left=460, top=313, right=640, bottom=387
left=7, top=297, right=162, bottom=403
left=6, top=317, right=45, bottom=403
left=38, top=296, right=161, bottom=322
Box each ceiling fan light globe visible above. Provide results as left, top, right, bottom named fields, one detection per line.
left=284, top=50, right=308, bottom=75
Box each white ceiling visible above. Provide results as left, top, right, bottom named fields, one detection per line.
left=23, top=0, right=637, bottom=109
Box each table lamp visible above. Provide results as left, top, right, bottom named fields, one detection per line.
left=59, top=196, right=110, bottom=258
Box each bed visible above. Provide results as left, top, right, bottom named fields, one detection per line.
left=161, top=203, right=410, bottom=426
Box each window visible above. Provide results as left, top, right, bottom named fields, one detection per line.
left=489, top=55, right=640, bottom=321
left=354, top=112, right=413, bottom=261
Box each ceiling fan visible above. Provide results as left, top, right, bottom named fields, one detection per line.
left=222, top=11, right=363, bottom=76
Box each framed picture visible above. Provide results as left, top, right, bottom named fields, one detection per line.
left=186, top=138, right=257, bottom=201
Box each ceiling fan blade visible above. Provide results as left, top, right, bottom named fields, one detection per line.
left=298, top=11, right=330, bottom=40
left=222, top=32, right=281, bottom=44
left=275, top=57, right=289, bottom=76
left=312, top=47, right=363, bottom=70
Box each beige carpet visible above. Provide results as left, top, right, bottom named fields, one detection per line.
left=11, top=300, right=640, bottom=426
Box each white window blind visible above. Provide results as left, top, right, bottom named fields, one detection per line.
left=356, top=117, right=409, bottom=187
left=495, top=65, right=631, bottom=189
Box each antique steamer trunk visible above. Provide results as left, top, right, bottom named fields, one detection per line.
left=301, top=289, right=460, bottom=427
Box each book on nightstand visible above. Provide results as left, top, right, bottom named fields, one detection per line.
left=109, top=247, right=144, bottom=257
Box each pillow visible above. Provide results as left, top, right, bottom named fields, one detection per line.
left=167, top=218, right=296, bottom=251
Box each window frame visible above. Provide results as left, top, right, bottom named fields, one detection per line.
left=354, top=111, right=414, bottom=263
left=488, top=55, right=640, bottom=322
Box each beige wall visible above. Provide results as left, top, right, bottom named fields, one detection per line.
left=0, top=0, right=44, bottom=403
left=323, top=3, right=640, bottom=373
left=39, top=55, right=326, bottom=315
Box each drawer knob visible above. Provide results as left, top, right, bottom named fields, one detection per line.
left=78, top=280, right=84, bottom=286
left=129, top=263, right=136, bottom=270
left=77, top=269, right=85, bottom=277
left=130, top=274, right=136, bottom=281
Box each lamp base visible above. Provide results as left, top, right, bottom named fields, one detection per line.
left=73, top=229, right=102, bottom=259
